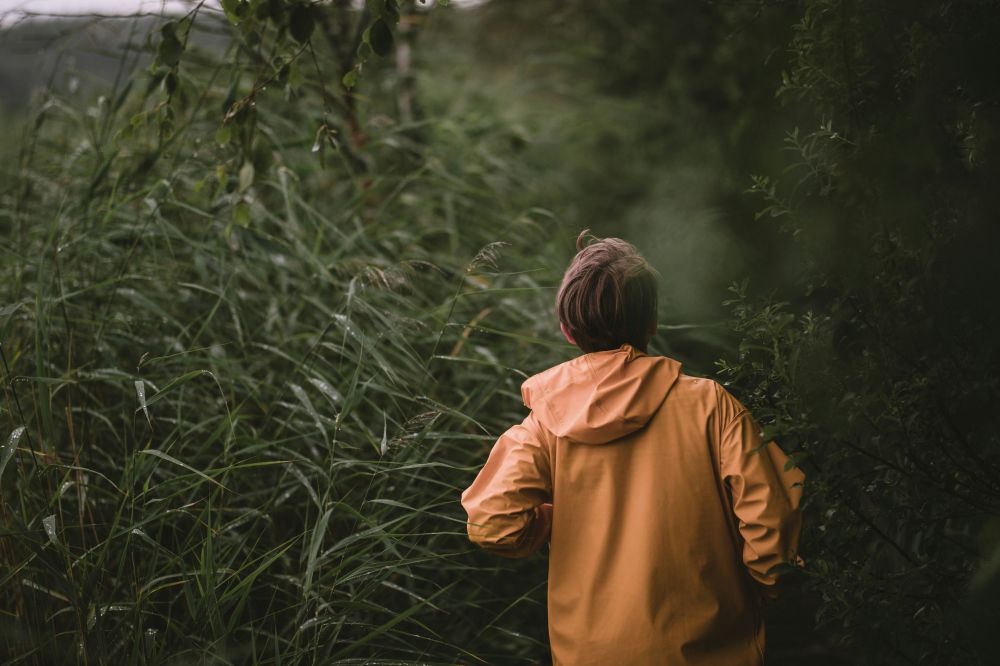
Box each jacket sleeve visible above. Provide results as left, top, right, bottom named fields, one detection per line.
left=717, top=388, right=805, bottom=598
left=461, top=411, right=553, bottom=558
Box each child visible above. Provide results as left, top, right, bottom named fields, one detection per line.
left=461, top=231, right=805, bottom=665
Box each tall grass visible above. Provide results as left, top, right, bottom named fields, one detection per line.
left=0, top=10, right=567, bottom=664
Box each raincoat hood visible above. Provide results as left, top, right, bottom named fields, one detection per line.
left=521, top=344, right=682, bottom=445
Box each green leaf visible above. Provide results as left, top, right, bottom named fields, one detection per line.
left=342, top=69, right=358, bottom=89
left=289, top=4, right=315, bottom=43
left=244, top=29, right=261, bottom=48
left=289, top=383, right=328, bottom=443
left=384, top=5, right=400, bottom=26
left=233, top=201, right=251, bottom=227
left=238, top=161, right=255, bottom=192
left=328, top=581, right=457, bottom=660
left=134, top=380, right=152, bottom=427
left=220, top=0, right=242, bottom=24
left=287, top=61, right=304, bottom=88
left=157, top=22, right=183, bottom=67
left=143, top=369, right=209, bottom=408
left=0, top=426, right=25, bottom=481
left=369, top=19, right=393, bottom=57
left=380, top=413, right=388, bottom=456
left=164, top=70, right=178, bottom=95
left=139, top=449, right=227, bottom=491
left=215, top=125, right=232, bottom=146
left=303, top=508, right=332, bottom=599
left=145, top=68, right=166, bottom=95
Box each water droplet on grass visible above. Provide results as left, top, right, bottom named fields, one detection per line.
left=43, top=514, right=58, bottom=546
left=1, top=426, right=25, bottom=479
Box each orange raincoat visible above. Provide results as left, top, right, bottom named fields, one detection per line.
left=461, top=344, right=804, bottom=665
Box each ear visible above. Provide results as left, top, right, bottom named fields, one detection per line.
left=560, top=321, right=577, bottom=346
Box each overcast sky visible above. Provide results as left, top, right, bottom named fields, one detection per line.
left=0, top=1, right=221, bottom=26
left=0, top=0, right=469, bottom=26
left=0, top=0, right=209, bottom=15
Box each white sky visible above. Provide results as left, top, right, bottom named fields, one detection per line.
left=0, top=0, right=483, bottom=27
left=0, top=1, right=210, bottom=14
left=0, top=0, right=480, bottom=19
left=0, top=1, right=214, bottom=26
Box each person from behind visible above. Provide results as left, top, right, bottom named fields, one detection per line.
left=461, top=229, right=805, bottom=665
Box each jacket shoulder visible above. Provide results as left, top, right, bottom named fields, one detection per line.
left=520, top=355, right=588, bottom=407
left=669, top=372, right=723, bottom=401
left=669, top=374, right=749, bottom=424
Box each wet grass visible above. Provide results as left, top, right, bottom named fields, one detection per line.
left=0, top=13, right=568, bottom=663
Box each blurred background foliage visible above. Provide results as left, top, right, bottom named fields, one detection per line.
left=1, top=0, right=998, bottom=663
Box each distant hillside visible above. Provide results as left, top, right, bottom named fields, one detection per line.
left=0, top=14, right=227, bottom=115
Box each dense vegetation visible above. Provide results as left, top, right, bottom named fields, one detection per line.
left=2, top=1, right=998, bottom=664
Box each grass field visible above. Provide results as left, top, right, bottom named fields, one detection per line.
left=0, top=8, right=576, bottom=661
